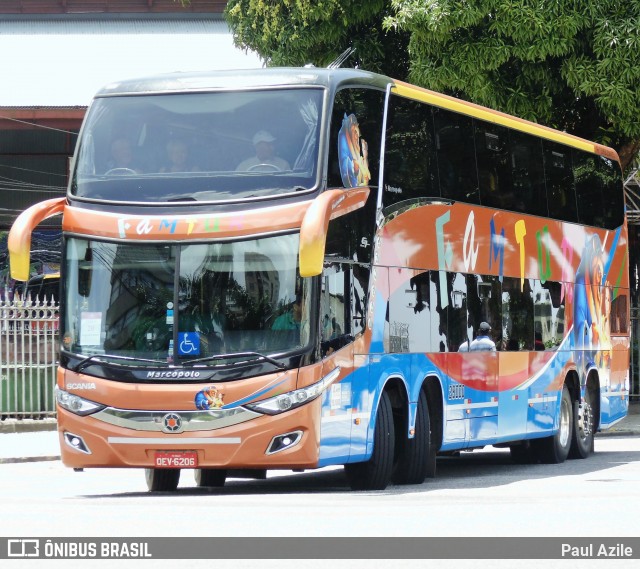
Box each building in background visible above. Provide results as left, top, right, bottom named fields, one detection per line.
left=0, top=0, right=260, bottom=294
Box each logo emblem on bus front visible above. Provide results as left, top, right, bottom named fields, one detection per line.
left=162, top=413, right=183, bottom=433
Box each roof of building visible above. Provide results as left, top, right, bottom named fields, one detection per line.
left=0, top=14, right=262, bottom=107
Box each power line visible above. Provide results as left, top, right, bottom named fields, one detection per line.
left=0, top=163, right=68, bottom=178
left=0, top=114, right=78, bottom=136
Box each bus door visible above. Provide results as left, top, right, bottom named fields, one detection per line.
left=318, top=262, right=370, bottom=463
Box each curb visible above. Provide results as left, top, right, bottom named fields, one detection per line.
left=0, top=456, right=60, bottom=465
left=0, top=419, right=57, bottom=434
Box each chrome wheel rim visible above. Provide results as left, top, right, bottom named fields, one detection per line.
left=559, top=396, right=571, bottom=447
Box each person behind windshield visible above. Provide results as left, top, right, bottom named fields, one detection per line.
left=106, top=137, right=141, bottom=173
left=271, top=295, right=302, bottom=331
left=237, top=130, right=290, bottom=172
left=160, top=138, right=199, bottom=173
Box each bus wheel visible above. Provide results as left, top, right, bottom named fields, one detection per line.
left=344, top=390, right=395, bottom=491
left=393, top=389, right=435, bottom=484
left=145, top=468, right=180, bottom=492
left=194, top=468, right=227, bottom=487
left=531, top=385, right=573, bottom=464
left=569, top=386, right=595, bottom=459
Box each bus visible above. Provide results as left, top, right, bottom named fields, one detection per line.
left=8, top=67, right=629, bottom=491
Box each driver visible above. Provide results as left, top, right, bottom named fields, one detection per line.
left=106, top=137, right=142, bottom=173
left=236, top=130, right=290, bottom=172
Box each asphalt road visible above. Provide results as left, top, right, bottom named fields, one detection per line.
left=0, top=436, right=638, bottom=539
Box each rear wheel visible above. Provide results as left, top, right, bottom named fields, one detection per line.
left=393, top=389, right=435, bottom=484
left=194, top=468, right=227, bottom=487
left=145, top=468, right=180, bottom=492
left=569, top=385, right=595, bottom=459
left=531, top=385, right=573, bottom=464
left=345, top=390, right=395, bottom=491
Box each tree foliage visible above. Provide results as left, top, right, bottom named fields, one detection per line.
left=224, top=0, right=410, bottom=77
left=224, top=0, right=640, bottom=168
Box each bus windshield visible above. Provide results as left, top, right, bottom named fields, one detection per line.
left=71, top=88, right=323, bottom=203
left=62, top=233, right=310, bottom=369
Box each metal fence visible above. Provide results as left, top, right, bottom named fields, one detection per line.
left=0, top=298, right=58, bottom=419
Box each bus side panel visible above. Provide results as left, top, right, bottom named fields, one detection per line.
left=496, top=351, right=530, bottom=439
left=447, top=352, right=498, bottom=447
left=600, top=336, right=630, bottom=428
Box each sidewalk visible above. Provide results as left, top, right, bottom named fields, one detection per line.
left=0, top=419, right=59, bottom=464
left=0, top=402, right=638, bottom=464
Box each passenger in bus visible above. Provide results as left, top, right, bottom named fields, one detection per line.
left=469, top=322, right=496, bottom=352
left=160, top=138, right=199, bottom=173
left=237, top=130, right=290, bottom=172
left=106, top=137, right=141, bottom=173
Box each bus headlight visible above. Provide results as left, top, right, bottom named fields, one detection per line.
left=244, top=367, right=341, bottom=415
left=55, top=386, right=105, bottom=416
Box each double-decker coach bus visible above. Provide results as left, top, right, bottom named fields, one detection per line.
left=9, top=68, right=629, bottom=491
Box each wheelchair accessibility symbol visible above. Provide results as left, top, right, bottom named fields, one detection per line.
left=178, top=332, right=200, bottom=356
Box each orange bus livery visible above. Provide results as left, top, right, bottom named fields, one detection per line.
left=9, top=67, right=629, bottom=490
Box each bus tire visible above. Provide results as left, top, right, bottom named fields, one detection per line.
left=393, top=389, right=435, bottom=484
left=345, top=390, right=395, bottom=491
left=194, top=468, right=227, bottom=487
left=145, top=468, right=180, bottom=492
left=569, top=386, right=595, bottom=459
left=531, top=385, right=573, bottom=464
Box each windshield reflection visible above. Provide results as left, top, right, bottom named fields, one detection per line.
left=63, top=234, right=310, bottom=370
left=72, top=89, right=322, bottom=202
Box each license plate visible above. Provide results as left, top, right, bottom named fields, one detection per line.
left=154, top=451, right=198, bottom=468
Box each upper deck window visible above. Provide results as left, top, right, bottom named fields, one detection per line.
left=71, top=88, right=323, bottom=203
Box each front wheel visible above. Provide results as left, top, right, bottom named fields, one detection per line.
left=531, top=385, right=573, bottom=464
left=345, top=391, right=395, bottom=491
left=569, top=386, right=595, bottom=459
left=145, top=468, right=180, bottom=492
left=194, top=468, right=227, bottom=487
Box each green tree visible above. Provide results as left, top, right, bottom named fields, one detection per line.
left=224, top=0, right=410, bottom=77
left=225, top=0, right=640, bottom=169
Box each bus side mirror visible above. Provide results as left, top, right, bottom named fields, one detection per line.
left=8, top=198, right=66, bottom=282
left=298, top=188, right=370, bottom=277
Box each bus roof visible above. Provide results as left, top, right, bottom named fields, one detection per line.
left=93, top=67, right=618, bottom=162
left=93, top=67, right=390, bottom=97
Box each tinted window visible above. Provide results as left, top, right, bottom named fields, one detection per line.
left=501, top=277, right=534, bottom=350
left=320, top=263, right=349, bottom=356
left=325, top=189, right=377, bottom=264
left=574, top=151, right=624, bottom=229
left=383, top=95, right=439, bottom=208
left=446, top=272, right=470, bottom=351
left=573, top=150, right=605, bottom=227
left=543, top=141, right=577, bottom=223
left=475, top=122, right=512, bottom=210
left=388, top=269, right=430, bottom=353
left=510, top=130, right=547, bottom=217
left=467, top=274, right=502, bottom=348
left=533, top=280, right=565, bottom=350
left=433, top=108, right=479, bottom=204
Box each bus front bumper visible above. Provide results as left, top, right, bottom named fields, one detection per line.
left=56, top=399, right=322, bottom=470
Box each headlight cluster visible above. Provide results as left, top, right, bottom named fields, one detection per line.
left=55, top=387, right=105, bottom=416
left=245, top=367, right=341, bottom=415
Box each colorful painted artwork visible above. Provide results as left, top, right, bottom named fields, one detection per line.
left=195, top=386, right=225, bottom=410
left=337, top=113, right=371, bottom=188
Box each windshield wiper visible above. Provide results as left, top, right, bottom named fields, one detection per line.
left=67, top=352, right=167, bottom=373
left=182, top=351, right=286, bottom=370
